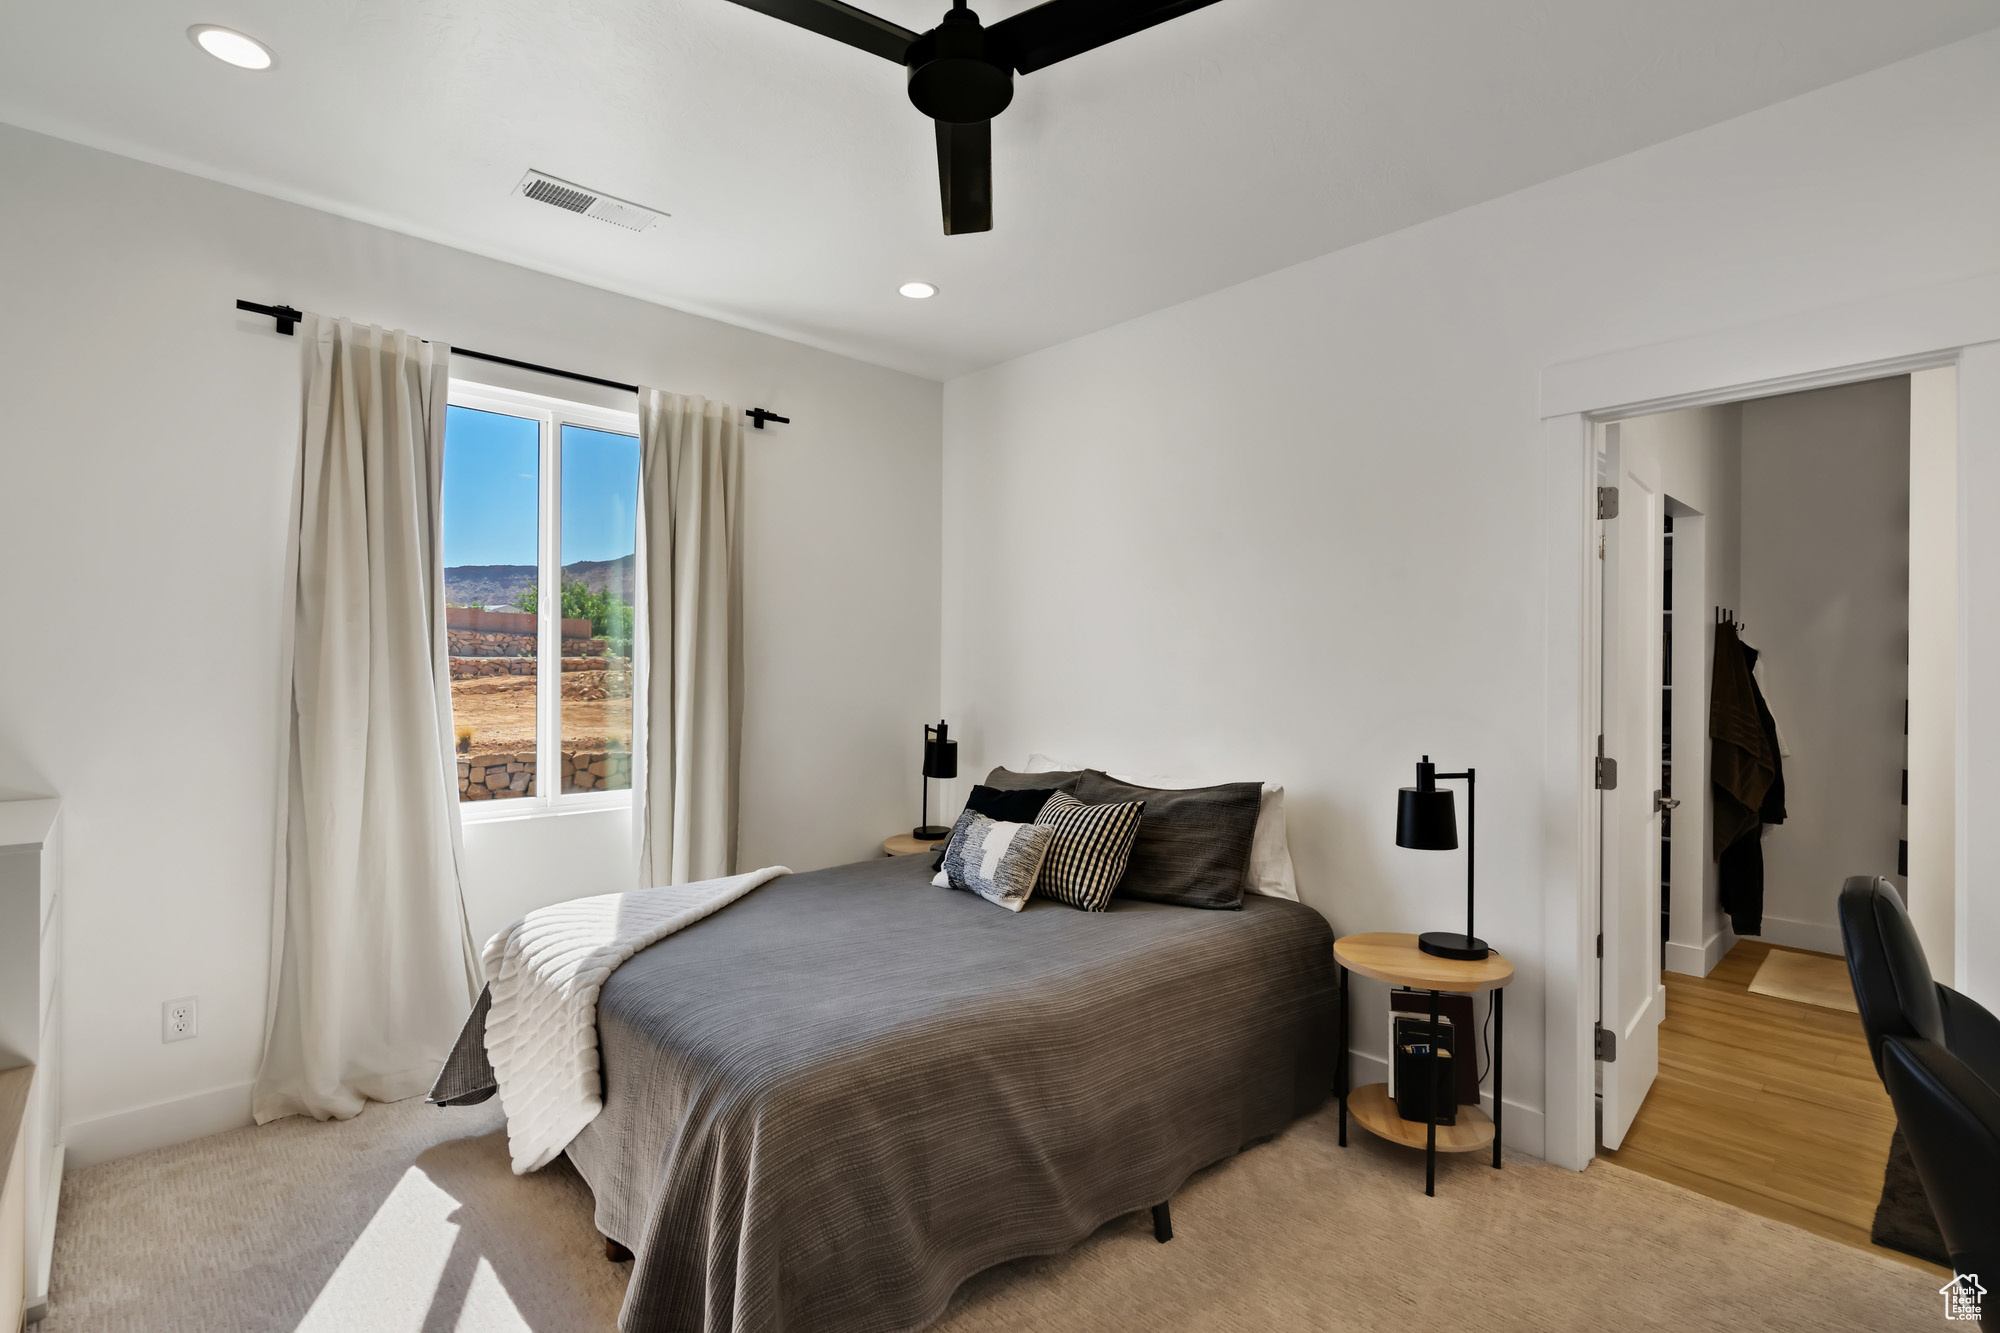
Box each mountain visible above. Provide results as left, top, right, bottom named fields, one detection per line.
left=445, top=564, right=534, bottom=609
left=446, top=554, right=635, bottom=609
left=564, top=554, right=636, bottom=603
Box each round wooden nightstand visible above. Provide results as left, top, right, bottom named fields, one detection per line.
left=1332, top=932, right=1514, bottom=1196
left=884, top=833, right=946, bottom=857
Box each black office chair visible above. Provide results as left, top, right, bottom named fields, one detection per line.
left=1839, top=875, right=2000, bottom=1306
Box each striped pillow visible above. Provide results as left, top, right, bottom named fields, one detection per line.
left=1033, top=791, right=1145, bottom=911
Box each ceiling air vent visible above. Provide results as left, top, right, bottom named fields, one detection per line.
left=515, top=171, right=666, bottom=233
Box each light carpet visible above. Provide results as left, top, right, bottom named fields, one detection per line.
left=40, top=1097, right=1938, bottom=1332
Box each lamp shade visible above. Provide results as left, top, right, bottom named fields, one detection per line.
left=1396, top=756, right=1458, bottom=850
left=922, top=721, right=958, bottom=780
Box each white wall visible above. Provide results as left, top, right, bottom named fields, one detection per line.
left=1908, top=366, right=1958, bottom=984
left=0, top=124, right=942, bottom=1165
left=1744, top=378, right=1912, bottom=948
left=1959, top=340, right=2000, bottom=1008
left=942, top=31, right=2000, bottom=1160
left=1614, top=404, right=1742, bottom=976
left=1738, top=379, right=1910, bottom=954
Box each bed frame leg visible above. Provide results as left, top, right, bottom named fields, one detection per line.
left=604, top=1235, right=633, bottom=1263
left=1151, top=1202, right=1172, bottom=1243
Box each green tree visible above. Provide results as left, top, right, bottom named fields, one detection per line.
left=516, top=576, right=634, bottom=657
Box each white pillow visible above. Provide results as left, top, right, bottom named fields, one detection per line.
left=1023, top=754, right=1298, bottom=901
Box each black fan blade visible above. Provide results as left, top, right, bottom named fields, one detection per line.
left=991, top=0, right=1225, bottom=74
left=935, top=119, right=993, bottom=235
left=717, top=0, right=918, bottom=63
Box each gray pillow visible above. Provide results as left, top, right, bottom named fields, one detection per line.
left=932, top=809, right=1056, bottom=912
left=984, top=765, right=1083, bottom=793
left=1073, top=770, right=1262, bottom=909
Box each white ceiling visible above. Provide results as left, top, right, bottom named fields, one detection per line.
left=3, top=2, right=1995, bottom=379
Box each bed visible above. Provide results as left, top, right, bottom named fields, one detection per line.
left=435, top=851, right=1338, bottom=1333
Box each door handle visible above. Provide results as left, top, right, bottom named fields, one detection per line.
left=1654, top=790, right=1681, bottom=814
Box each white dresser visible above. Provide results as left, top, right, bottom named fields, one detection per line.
left=0, top=799, right=61, bottom=1328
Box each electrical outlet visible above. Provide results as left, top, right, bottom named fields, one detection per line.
left=163, top=997, right=198, bottom=1043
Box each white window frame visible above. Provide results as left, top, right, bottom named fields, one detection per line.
left=447, top=380, right=641, bottom=823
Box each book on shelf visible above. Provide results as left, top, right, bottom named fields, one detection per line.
left=1387, top=988, right=1479, bottom=1105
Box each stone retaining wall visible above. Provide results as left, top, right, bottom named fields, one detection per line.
left=459, top=750, right=538, bottom=800
left=564, top=749, right=631, bottom=792
left=448, top=629, right=607, bottom=658
left=457, top=746, right=632, bottom=800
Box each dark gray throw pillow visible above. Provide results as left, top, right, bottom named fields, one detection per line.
left=967, top=783, right=1062, bottom=823
left=1073, top=770, right=1263, bottom=909
left=984, top=765, right=1084, bottom=793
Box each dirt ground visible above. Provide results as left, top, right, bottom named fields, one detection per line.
left=449, top=676, right=630, bottom=752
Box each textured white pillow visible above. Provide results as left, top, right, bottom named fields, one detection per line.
left=1023, top=754, right=1298, bottom=901
left=929, top=808, right=1055, bottom=912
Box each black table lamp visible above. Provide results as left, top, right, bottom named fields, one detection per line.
left=915, top=720, right=958, bottom=840
left=1396, top=755, right=1488, bottom=960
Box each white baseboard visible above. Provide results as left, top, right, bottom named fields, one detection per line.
left=1344, top=1049, right=1545, bottom=1161
left=1665, top=926, right=1737, bottom=977
left=64, top=1080, right=254, bottom=1170
left=24, top=1144, right=62, bottom=1322
left=1752, top=914, right=1843, bottom=956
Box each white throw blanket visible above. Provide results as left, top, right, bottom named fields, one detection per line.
left=481, top=866, right=790, bottom=1172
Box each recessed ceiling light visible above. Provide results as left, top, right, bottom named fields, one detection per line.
left=188, top=25, right=274, bottom=71
left=899, top=282, right=938, bottom=300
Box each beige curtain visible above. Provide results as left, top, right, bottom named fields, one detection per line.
left=634, top=389, right=745, bottom=886
left=254, top=317, right=480, bottom=1124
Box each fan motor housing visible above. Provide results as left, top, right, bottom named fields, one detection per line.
left=906, top=9, right=1013, bottom=124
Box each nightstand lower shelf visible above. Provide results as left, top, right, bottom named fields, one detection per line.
left=1346, top=1083, right=1494, bottom=1154
left=1334, top=932, right=1512, bottom=1196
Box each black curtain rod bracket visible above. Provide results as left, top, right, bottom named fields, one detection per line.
left=238, top=300, right=303, bottom=335
left=237, top=298, right=791, bottom=428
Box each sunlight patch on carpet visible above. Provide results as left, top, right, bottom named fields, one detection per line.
left=296, top=1165, right=486, bottom=1331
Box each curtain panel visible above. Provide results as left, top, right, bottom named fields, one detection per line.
left=254, top=316, right=480, bottom=1124
left=634, top=389, right=745, bottom=886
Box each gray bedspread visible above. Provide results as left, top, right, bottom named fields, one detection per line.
left=432, top=853, right=1337, bottom=1333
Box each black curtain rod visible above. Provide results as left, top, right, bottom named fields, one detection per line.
left=235, top=300, right=791, bottom=429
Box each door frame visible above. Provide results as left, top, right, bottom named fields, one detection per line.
left=1538, top=271, right=2000, bottom=1171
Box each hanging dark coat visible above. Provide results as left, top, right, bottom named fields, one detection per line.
left=1710, top=622, right=1786, bottom=935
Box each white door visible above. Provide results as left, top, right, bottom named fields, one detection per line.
left=1599, top=423, right=1665, bottom=1150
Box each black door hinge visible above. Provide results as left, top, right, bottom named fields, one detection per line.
left=1597, top=485, right=1620, bottom=520
left=1595, top=735, right=1617, bottom=790
left=1596, top=1024, right=1618, bottom=1062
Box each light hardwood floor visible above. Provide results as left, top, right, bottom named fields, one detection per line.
left=1599, top=939, right=1948, bottom=1277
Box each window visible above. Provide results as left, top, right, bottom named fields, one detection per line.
left=442, top=383, right=640, bottom=816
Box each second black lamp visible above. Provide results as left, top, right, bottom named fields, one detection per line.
left=1396, top=755, right=1489, bottom=961
left=915, top=720, right=959, bottom=840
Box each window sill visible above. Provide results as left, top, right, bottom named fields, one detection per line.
left=459, top=791, right=633, bottom=825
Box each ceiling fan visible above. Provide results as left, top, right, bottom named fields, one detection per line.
left=719, top=0, right=1225, bottom=234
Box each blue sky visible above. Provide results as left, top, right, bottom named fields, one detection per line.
left=441, top=406, right=640, bottom=567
